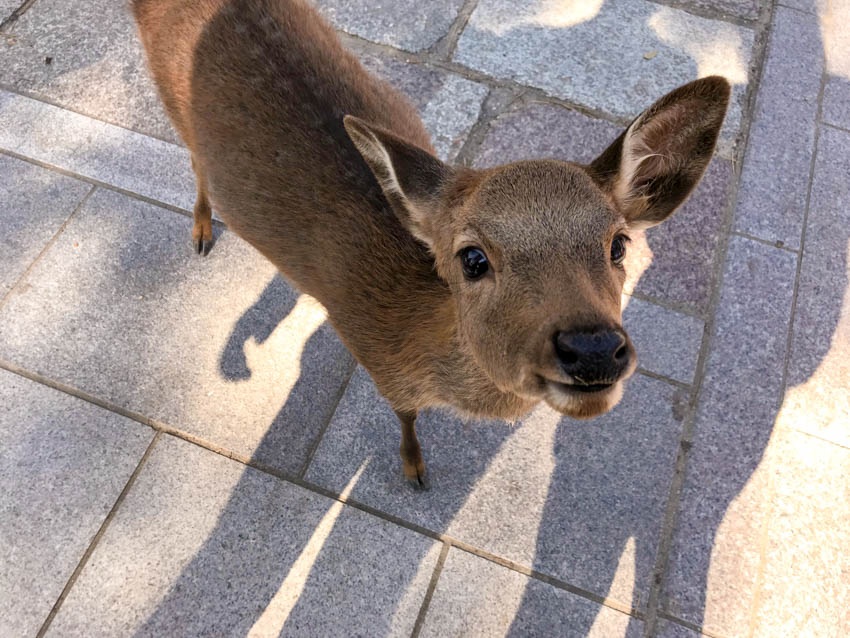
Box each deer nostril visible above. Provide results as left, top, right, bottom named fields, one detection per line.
left=615, top=344, right=628, bottom=360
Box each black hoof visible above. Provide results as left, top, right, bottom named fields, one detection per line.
left=406, top=470, right=431, bottom=491
left=192, top=237, right=212, bottom=256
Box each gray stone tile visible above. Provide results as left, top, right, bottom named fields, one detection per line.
left=750, top=430, right=850, bottom=638
left=0, top=188, right=354, bottom=474
left=655, top=618, right=705, bottom=637
left=0, top=90, right=195, bottom=211
left=0, top=368, right=153, bottom=638
left=777, top=0, right=823, bottom=12
left=663, top=236, right=798, bottom=635
left=307, top=367, right=686, bottom=607
left=454, top=0, right=754, bottom=155
left=473, top=101, right=623, bottom=168
left=780, top=126, right=850, bottom=448
left=0, top=153, right=89, bottom=295
left=823, top=76, right=850, bottom=132
left=1, top=0, right=19, bottom=22
left=623, top=297, right=704, bottom=385
left=0, top=0, right=178, bottom=144
left=419, top=548, right=643, bottom=638
left=733, top=7, right=823, bottom=248
left=472, top=102, right=733, bottom=313
left=676, top=0, right=760, bottom=20
left=355, top=50, right=488, bottom=161
left=314, top=0, right=465, bottom=52
left=47, top=434, right=440, bottom=637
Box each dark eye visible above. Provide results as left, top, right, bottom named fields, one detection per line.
left=460, top=246, right=489, bottom=280
left=611, top=235, right=629, bottom=265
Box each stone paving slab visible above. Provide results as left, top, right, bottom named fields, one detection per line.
left=0, top=89, right=195, bottom=211
left=307, top=367, right=686, bottom=608
left=663, top=236, right=798, bottom=636
left=733, top=6, right=823, bottom=248
left=0, top=188, right=354, bottom=475
left=677, top=0, right=760, bottom=21
left=419, top=548, right=643, bottom=638
left=0, top=368, right=153, bottom=638
left=0, top=153, right=90, bottom=295
left=779, top=126, right=850, bottom=448
left=472, top=101, right=733, bottom=314
left=314, top=0, right=465, bottom=52
left=454, top=0, right=753, bottom=156
left=655, top=619, right=705, bottom=637
left=750, top=430, right=850, bottom=638
left=0, top=0, right=179, bottom=144
left=822, top=77, right=850, bottom=131
left=1, top=0, right=19, bottom=22
left=46, top=434, right=440, bottom=637
left=354, top=49, right=488, bottom=161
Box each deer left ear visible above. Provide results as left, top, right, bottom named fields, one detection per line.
left=588, top=76, right=731, bottom=229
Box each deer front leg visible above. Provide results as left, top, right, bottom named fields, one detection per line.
left=395, top=409, right=429, bottom=490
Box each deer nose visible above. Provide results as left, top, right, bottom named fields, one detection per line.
left=554, top=329, right=632, bottom=382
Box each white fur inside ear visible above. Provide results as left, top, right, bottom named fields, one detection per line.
left=354, top=129, right=435, bottom=249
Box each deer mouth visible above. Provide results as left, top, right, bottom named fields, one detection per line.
left=545, top=379, right=615, bottom=395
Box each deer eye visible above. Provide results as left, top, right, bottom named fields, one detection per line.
left=460, top=247, right=489, bottom=280
left=611, top=235, right=629, bottom=265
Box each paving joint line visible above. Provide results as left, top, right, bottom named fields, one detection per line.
left=0, top=82, right=186, bottom=147
left=410, top=541, right=451, bottom=638
left=0, top=358, right=647, bottom=621
left=428, top=0, right=479, bottom=61
left=821, top=121, right=850, bottom=136
left=793, top=428, right=850, bottom=451
left=0, top=0, right=38, bottom=31
left=0, top=184, right=96, bottom=314
left=297, top=358, right=358, bottom=478
left=35, top=431, right=162, bottom=637
left=745, top=54, right=829, bottom=638
left=644, top=0, right=761, bottom=26
left=729, top=230, right=800, bottom=253
left=656, top=608, right=734, bottom=638
left=641, top=0, right=778, bottom=633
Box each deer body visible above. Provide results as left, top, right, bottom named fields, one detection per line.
left=133, top=0, right=729, bottom=486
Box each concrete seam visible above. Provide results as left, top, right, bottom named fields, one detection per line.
left=0, top=0, right=38, bottom=31
left=0, top=184, right=96, bottom=314
left=409, top=541, right=451, bottom=638
left=35, top=431, right=161, bottom=637
left=641, top=0, right=779, bottom=633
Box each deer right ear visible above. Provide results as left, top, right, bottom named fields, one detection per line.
left=344, top=115, right=453, bottom=250
left=588, top=76, right=731, bottom=229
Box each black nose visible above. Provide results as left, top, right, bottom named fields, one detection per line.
left=554, top=329, right=632, bottom=382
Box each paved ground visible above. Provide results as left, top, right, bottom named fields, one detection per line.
left=0, top=1, right=847, bottom=636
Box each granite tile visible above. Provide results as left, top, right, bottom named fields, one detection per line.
left=655, top=618, right=706, bottom=637
left=623, top=297, right=704, bottom=385
left=0, top=368, right=153, bottom=638
left=472, top=102, right=733, bottom=313
left=780, top=126, right=850, bottom=448
left=823, top=76, right=850, bottom=131
left=0, top=188, right=354, bottom=474
left=733, top=6, right=823, bottom=248
left=455, top=0, right=754, bottom=155
left=676, top=0, right=760, bottom=20
left=419, top=548, right=643, bottom=638
left=1, top=0, right=19, bottom=22
left=307, top=367, right=685, bottom=608
left=0, top=153, right=90, bottom=295
left=663, top=236, right=798, bottom=635
left=356, top=50, right=488, bottom=161
left=0, top=0, right=178, bottom=143
left=47, top=434, right=440, bottom=637
left=751, top=431, right=850, bottom=638
left=0, top=90, right=195, bottom=211
left=314, top=0, right=465, bottom=52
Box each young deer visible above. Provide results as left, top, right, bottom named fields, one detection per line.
left=133, top=0, right=730, bottom=487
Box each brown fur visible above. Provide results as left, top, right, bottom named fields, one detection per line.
left=132, top=0, right=730, bottom=485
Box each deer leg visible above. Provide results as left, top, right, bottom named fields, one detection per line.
left=190, top=154, right=214, bottom=255
left=395, top=409, right=429, bottom=490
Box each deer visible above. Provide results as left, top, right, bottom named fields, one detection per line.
left=132, top=0, right=730, bottom=488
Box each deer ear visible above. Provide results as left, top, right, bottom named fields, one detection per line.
left=588, top=76, right=731, bottom=229
left=344, top=115, right=453, bottom=249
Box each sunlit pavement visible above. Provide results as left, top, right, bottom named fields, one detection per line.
left=1, top=1, right=848, bottom=637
